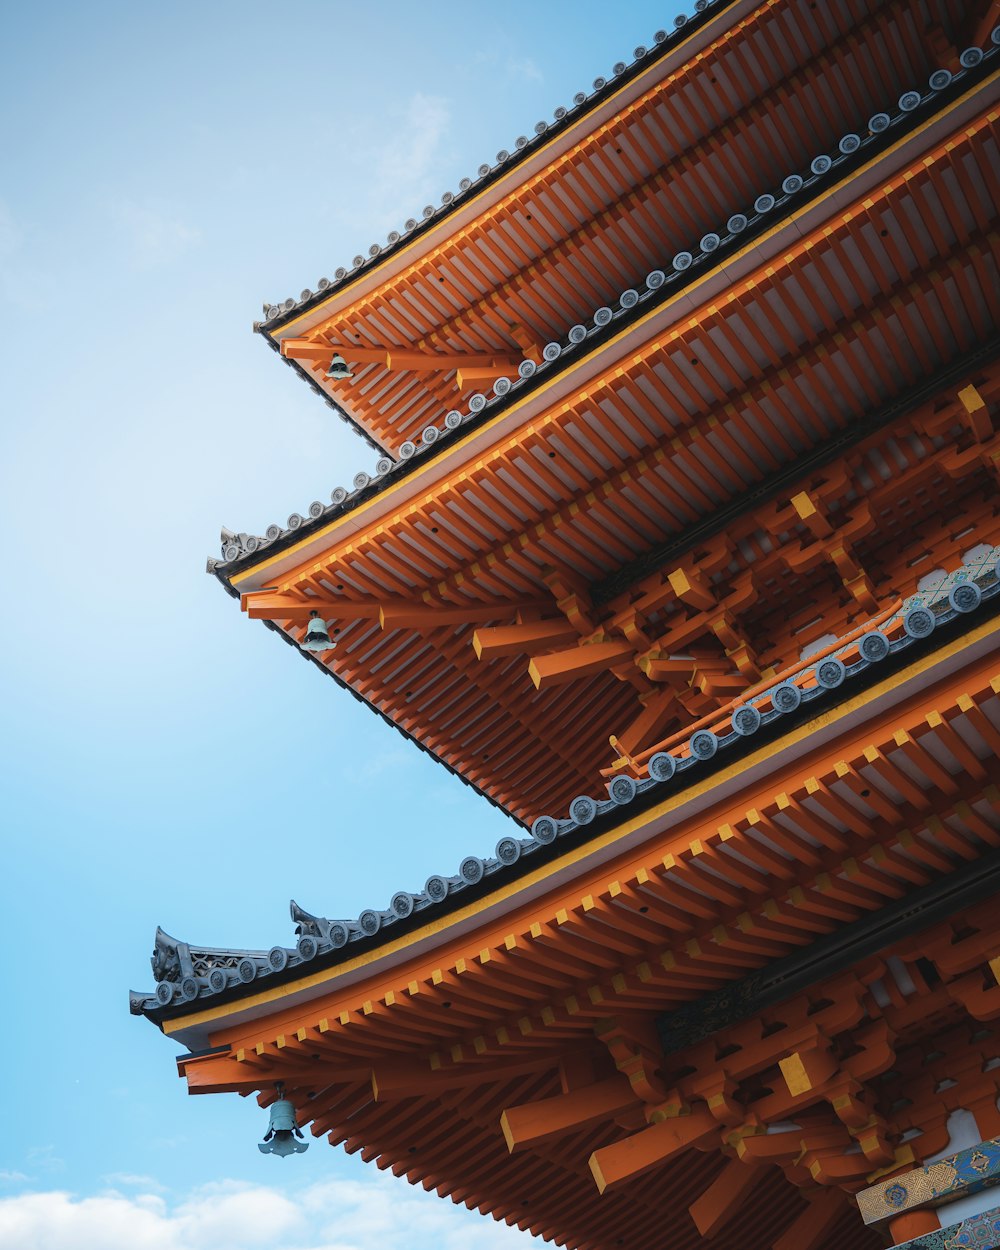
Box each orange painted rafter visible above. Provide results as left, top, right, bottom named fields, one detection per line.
left=281, top=245, right=1000, bottom=705
left=296, top=0, right=949, bottom=446
left=235, top=940, right=1000, bottom=1245
left=183, top=660, right=1000, bottom=1090
left=282, top=338, right=519, bottom=374
left=310, top=740, right=985, bottom=1075
left=302, top=466, right=1000, bottom=818
left=265, top=125, right=1000, bottom=615
left=328, top=0, right=917, bottom=346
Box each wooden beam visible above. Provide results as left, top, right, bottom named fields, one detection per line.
left=588, top=1109, right=716, bottom=1193
left=668, top=568, right=717, bottom=611
left=181, top=1052, right=369, bottom=1095
left=791, top=491, right=833, bottom=538
left=379, top=601, right=543, bottom=631
left=242, top=593, right=543, bottom=630
left=772, top=1190, right=845, bottom=1250
left=959, top=383, right=993, bottom=441
left=243, top=592, right=381, bottom=623
left=611, top=686, right=681, bottom=759
left=472, top=619, right=580, bottom=659
left=456, top=366, right=512, bottom=389
left=528, top=640, right=635, bottom=690
left=509, top=323, right=543, bottom=364
left=689, top=1159, right=764, bottom=1237
left=500, top=1075, right=639, bottom=1154
left=778, top=1047, right=839, bottom=1096
left=280, top=338, right=520, bottom=373
left=279, top=338, right=331, bottom=361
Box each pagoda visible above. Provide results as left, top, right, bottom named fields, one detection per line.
left=133, top=3, right=1000, bottom=1247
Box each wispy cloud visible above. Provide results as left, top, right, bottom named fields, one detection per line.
left=469, top=45, right=544, bottom=85
left=506, top=56, right=543, bottom=83
left=348, top=746, right=413, bottom=783
left=102, top=1172, right=166, bottom=1192
left=0, top=1172, right=27, bottom=1184
left=343, top=92, right=452, bottom=238
left=26, top=1146, right=64, bottom=1174
left=0, top=1174, right=542, bottom=1249
left=111, top=199, right=201, bottom=269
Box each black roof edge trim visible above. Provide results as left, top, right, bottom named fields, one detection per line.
left=143, top=598, right=1000, bottom=1027
left=226, top=60, right=996, bottom=570
left=215, top=572, right=521, bottom=825
left=255, top=0, right=739, bottom=336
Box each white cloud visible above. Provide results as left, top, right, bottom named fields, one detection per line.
left=0, top=1172, right=27, bottom=1183
left=112, top=199, right=201, bottom=269
left=0, top=1174, right=542, bottom=1250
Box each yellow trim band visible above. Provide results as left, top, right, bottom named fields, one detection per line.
left=164, top=616, right=999, bottom=1034
left=232, top=78, right=998, bottom=589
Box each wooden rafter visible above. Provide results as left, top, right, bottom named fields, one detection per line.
left=174, top=660, right=1000, bottom=1244
left=279, top=0, right=971, bottom=452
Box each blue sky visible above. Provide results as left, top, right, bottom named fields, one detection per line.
left=0, top=3, right=668, bottom=1245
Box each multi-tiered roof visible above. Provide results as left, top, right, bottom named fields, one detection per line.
left=213, top=3, right=1000, bottom=824
left=137, top=5, right=1000, bottom=1248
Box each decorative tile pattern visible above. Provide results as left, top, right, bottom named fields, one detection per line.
left=858, top=1141, right=1000, bottom=1227
left=892, top=1203, right=1000, bottom=1250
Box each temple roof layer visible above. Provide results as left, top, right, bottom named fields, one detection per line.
left=141, top=602, right=1000, bottom=1249
left=257, top=1, right=998, bottom=455
left=213, top=15, right=1000, bottom=824
left=136, top=547, right=1000, bottom=1020
left=228, top=357, right=1000, bottom=823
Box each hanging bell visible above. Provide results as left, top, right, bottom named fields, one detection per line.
left=325, top=353, right=353, bottom=381
left=300, top=610, right=335, bottom=652
left=258, top=1097, right=309, bottom=1158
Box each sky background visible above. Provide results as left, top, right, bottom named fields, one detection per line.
left=0, top=3, right=671, bottom=1246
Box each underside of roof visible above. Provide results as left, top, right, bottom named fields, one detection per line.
left=256, top=0, right=995, bottom=454
left=217, top=78, right=1000, bottom=824
left=205, top=1, right=1000, bottom=842
left=143, top=628, right=1000, bottom=1250
left=135, top=563, right=1000, bottom=1023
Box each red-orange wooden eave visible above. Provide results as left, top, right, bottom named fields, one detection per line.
left=168, top=635, right=1000, bottom=1250
left=228, top=99, right=1000, bottom=824
left=263, top=0, right=990, bottom=453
